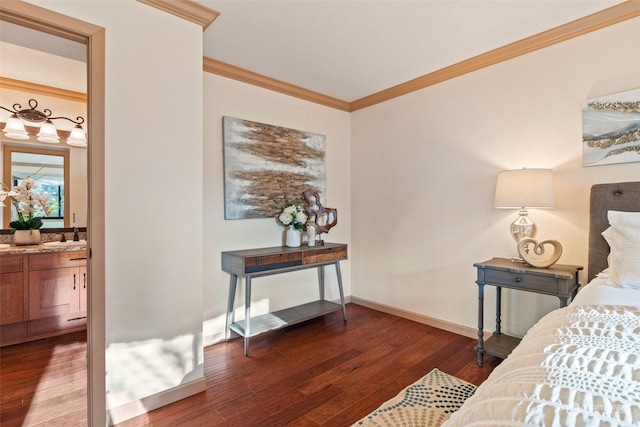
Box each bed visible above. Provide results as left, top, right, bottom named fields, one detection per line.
left=444, top=181, right=640, bottom=426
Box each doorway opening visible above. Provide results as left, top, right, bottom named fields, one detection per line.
left=0, top=2, right=105, bottom=425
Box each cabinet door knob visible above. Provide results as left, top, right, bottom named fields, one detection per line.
left=514, top=277, right=521, bottom=283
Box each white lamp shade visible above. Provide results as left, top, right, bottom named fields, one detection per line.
left=494, top=168, right=555, bottom=209
left=66, top=125, right=87, bottom=147
left=37, top=120, right=60, bottom=143
left=2, top=115, right=29, bottom=139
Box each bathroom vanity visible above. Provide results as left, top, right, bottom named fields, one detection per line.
left=0, top=244, right=87, bottom=347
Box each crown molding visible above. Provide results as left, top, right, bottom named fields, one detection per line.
left=350, top=1, right=640, bottom=111
left=7, top=1, right=634, bottom=113
left=203, top=57, right=351, bottom=112
left=202, top=2, right=639, bottom=112
left=0, top=77, right=86, bottom=102
left=137, top=0, right=219, bottom=30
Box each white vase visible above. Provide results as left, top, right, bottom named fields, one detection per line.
left=13, top=229, right=41, bottom=246
left=285, top=226, right=301, bottom=248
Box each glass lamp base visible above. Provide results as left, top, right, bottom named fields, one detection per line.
left=510, top=209, right=536, bottom=243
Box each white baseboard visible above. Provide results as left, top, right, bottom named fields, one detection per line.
left=350, top=296, right=483, bottom=340
left=106, top=377, right=207, bottom=425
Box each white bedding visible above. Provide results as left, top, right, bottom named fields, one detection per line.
left=443, top=278, right=640, bottom=427
left=571, top=273, right=640, bottom=306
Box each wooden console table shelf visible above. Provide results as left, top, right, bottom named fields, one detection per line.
left=222, top=243, right=348, bottom=355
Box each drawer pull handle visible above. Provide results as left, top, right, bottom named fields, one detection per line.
left=514, top=277, right=521, bottom=283
left=70, top=257, right=87, bottom=261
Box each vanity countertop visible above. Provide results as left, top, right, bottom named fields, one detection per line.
left=0, top=243, right=87, bottom=255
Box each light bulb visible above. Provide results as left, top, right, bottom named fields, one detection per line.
left=2, top=114, right=29, bottom=139
left=66, top=124, right=87, bottom=147
left=37, top=120, right=60, bottom=143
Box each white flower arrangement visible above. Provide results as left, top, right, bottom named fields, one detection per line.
left=278, top=204, right=307, bottom=231
left=1, top=178, right=51, bottom=230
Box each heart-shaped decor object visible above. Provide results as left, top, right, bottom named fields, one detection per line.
left=517, top=238, right=563, bottom=268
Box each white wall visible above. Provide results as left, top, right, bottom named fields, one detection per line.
left=202, top=74, right=351, bottom=345
left=351, top=17, right=640, bottom=337
left=26, top=0, right=206, bottom=419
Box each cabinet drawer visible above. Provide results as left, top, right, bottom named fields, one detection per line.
left=29, top=251, right=87, bottom=270
left=303, top=246, right=347, bottom=265
left=0, top=255, right=24, bottom=273
left=483, top=269, right=563, bottom=294
left=244, top=252, right=303, bottom=273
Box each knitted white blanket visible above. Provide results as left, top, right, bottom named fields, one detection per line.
left=444, top=305, right=640, bottom=426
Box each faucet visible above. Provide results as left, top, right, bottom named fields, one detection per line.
left=73, top=227, right=80, bottom=241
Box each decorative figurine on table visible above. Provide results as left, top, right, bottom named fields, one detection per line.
left=516, top=238, right=563, bottom=268
left=303, top=188, right=337, bottom=246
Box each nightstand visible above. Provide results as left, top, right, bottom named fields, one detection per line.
left=474, top=257, right=582, bottom=366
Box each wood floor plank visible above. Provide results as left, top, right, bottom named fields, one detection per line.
left=294, top=342, right=397, bottom=395
left=248, top=384, right=342, bottom=427
left=0, top=304, right=501, bottom=426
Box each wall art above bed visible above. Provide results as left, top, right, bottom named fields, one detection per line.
left=582, top=87, right=640, bottom=167
left=222, top=116, right=326, bottom=219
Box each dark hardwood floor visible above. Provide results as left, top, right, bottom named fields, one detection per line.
left=0, top=330, right=88, bottom=427
left=0, top=304, right=501, bottom=426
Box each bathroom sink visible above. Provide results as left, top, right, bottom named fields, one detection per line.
left=42, top=240, right=87, bottom=248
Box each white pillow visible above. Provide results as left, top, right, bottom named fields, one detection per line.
left=601, top=226, right=613, bottom=276
left=605, top=222, right=640, bottom=290
left=608, top=210, right=640, bottom=228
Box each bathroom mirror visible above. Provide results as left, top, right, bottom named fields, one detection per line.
left=2, top=143, right=86, bottom=229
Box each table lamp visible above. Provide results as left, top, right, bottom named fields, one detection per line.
left=494, top=168, right=559, bottom=266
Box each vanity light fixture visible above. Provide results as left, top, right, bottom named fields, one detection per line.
left=1, top=98, right=87, bottom=147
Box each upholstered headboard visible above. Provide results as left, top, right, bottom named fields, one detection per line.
left=588, top=181, right=640, bottom=282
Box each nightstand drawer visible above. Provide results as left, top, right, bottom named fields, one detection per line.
left=483, top=269, right=564, bottom=293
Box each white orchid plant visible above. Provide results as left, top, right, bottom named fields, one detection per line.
left=278, top=204, right=307, bottom=231
left=1, top=178, right=51, bottom=230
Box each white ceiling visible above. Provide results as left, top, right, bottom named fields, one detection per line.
left=0, top=20, right=86, bottom=62
left=0, top=1, right=627, bottom=102
left=200, top=0, right=625, bottom=102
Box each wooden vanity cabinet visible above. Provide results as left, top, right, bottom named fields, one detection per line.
left=0, top=250, right=87, bottom=346
left=0, top=255, right=26, bottom=326
left=28, top=267, right=86, bottom=320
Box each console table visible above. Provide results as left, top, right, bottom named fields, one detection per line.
left=222, top=243, right=348, bottom=355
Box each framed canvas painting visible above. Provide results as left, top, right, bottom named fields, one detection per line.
left=582, top=88, right=640, bottom=166
left=223, top=116, right=326, bottom=219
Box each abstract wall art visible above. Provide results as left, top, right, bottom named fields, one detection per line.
left=223, top=116, right=326, bottom=219
left=582, top=88, right=640, bottom=166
